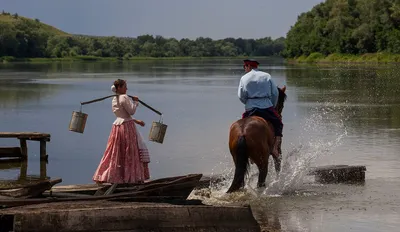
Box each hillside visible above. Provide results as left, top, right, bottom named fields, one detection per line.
left=0, top=13, right=68, bottom=36
left=283, top=0, right=400, bottom=59
left=0, top=12, right=285, bottom=60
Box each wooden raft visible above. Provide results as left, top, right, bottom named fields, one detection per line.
left=0, top=132, right=50, bottom=161
left=0, top=174, right=203, bottom=208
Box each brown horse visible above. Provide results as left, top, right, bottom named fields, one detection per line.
left=227, top=86, right=287, bottom=193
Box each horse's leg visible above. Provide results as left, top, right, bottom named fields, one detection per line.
left=256, top=154, right=269, bottom=188
left=272, top=137, right=282, bottom=175
left=227, top=135, right=249, bottom=193
left=272, top=154, right=281, bottom=174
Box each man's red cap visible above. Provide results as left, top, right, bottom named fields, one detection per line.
left=243, top=59, right=259, bottom=67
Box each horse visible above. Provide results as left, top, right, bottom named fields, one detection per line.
left=227, top=86, right=287, bottom=193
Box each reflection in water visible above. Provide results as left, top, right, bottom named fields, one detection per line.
left=284, top=64, right=400, bottom=129
left=0, top=159, right=48, bottom=189
left=0, top=79, right=64, bottom=108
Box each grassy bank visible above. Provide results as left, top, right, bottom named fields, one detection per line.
left=288, top=53, right=400, bottom=63
left=0, top=55, right=280, bottom=63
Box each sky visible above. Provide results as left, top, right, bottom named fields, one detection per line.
left=1, top=0, right=324, bottom=40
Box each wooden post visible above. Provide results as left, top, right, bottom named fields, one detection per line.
left=40, top=140, right=48, bottom=179
left=19, top=139, right=28, bottom=160
left=40, top=140, right=47, bottom=161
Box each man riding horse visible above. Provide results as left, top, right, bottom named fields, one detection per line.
left=238, top=59, right=283, bottom=161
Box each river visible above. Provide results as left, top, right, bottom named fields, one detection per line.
left=1, top=59, right=399, bottom=231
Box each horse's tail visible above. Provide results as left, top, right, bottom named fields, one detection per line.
left=227, top=135, right=249, bottom=193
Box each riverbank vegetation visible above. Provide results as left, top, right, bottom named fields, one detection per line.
left=2, top=0, right=400, bottom=64
left=283, top=0, right=400, bottom=63
left=0, top=11, right=284, bottom=62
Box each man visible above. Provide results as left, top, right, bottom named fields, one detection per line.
left=238, top=59, right=283, bottom=158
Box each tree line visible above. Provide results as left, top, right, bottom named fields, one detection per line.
left=0, top=11, right=285, bottom=59
left=283, top=0, right=400, bottom=58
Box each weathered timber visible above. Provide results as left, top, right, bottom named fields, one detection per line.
left=0, top=178, right=62, bottom=198
left=0, top=147, right=22, bottom=158
left=114, top=173, right=203, bottom=194
left=0, top=174, right=203, bottom=208
left=50, top=183, right=105, bottom=195
left=308, top=165, right=366, bottom=184
left=0, top=181, right=200, bottom=208
left=0, top=132, right=50, bottom=141
left=0, top=176, right=55, bottom=191
left=51, top=173, right=203, bottom=195
left=0, top=132, right=50, bottom=176
left=39, top=140, right=48, bottom=161
left=0, top=201, right=261, bottom=232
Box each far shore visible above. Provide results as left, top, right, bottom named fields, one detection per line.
left=288, top=52, right=400, bottom=64
left=2, top=53, right=400, bottom=64
left=0, top=56, right=282, bottom=63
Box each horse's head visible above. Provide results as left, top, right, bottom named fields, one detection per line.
left=275, top=85, right=287, bottom=118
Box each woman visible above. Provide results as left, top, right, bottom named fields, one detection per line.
left=93, top=79, right=150, bottom=184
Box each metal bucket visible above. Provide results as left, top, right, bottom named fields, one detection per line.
left=149, top=120, right=167, bottom=144
left=69, top=111, right=88, bottom=133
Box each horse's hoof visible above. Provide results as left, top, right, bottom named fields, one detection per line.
left=257, top=183, right=266, bottom=188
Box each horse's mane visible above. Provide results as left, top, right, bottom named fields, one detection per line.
left=276, top=87, right=287, bottom=116
left=277, top=87, right=287, bottom=103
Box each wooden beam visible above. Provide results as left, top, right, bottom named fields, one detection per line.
left=29, top=138, right=50, bottom=142
left=0, top=147, right=22, bottom=158
left=308, top=165, right=366, bottom=184
left=0, top=178, right=62, bottom=198
left=0, top=132, right=50, bottom=141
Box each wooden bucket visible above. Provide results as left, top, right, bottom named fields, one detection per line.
left=69, top=111, right=88, bottom=134
left=149, top=120, right=167, bottom=144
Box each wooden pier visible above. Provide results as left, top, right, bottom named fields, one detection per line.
left=0, top=132, right=50, bottom=161
left=0, top=132, right=50, bottom=182
left=0, top=173, right=261, bottom=232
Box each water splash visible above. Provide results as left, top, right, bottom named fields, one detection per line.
left=190, top=103, right=348, bottom=204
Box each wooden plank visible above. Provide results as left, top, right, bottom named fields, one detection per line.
left=0, top=132, right=50, bottom=141
left=51, top=174, right=203, bottom=194
left=308, top=165, right=366, bottom=175
left=0, top=177, right=58, bottom=191
left=0, top=147, right=22, bottom=158
left=50, top=184, right=104, bottom=193
left=308, top=165, right=366, bottom=184
left=0, top=179, right=62, bottom=198
left=104, top=183, right=118, bottom=195
left=43, top=192, right=94, bottom=198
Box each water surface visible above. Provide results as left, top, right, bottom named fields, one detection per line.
left=1, top=59, right=399, bottom=231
